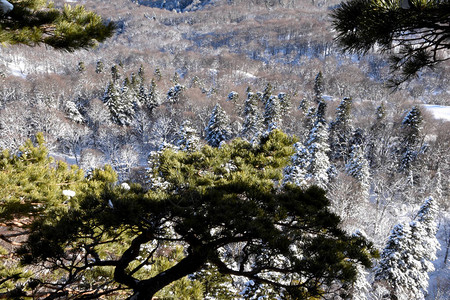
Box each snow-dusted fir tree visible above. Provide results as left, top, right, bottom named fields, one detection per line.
left=175, top=120, right=200, bottom=152
left=241, top=92, right=262, bottom=140
left=374, top=197, right=439, bottom=300
left=374, top=223, right=415, bottom=299
left=278, top=92, right=291, bottom=115
left=145, top=78, right=160, bottom=113
left=205, top=104, right=231, bottom=147
left=263, top=95, right=282, bottom=131
left=313, top=71, right=324, bottom=103
left=399, top=106, right=423, bottom=172
left=260, top=82, right=273, bottom=106
left=345, top=144, right=370, bottom=198
left=64, top=101, right=84, bottom=124
left=304, top=101, right=331, bottom=189
left=414, top=196, right=439, bottom=265
left=329, top=97, right=353, bottom=162
left=167, top=84, right=185, bottom=104
left=283, top=142, right=310, bottom=188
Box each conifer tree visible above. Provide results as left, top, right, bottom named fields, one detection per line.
left=21, top=131, right=375, bottom=300
left=399, top=106, right=423, bottom=172
left=145, top=78, right=160, bottom=113
left=374, top=197, right=439, bottom=300
left=278, top=92, right=291, bottom=115
left=345, top=144, right=370, bottom=198
left=205, top=103, right=231, bottom=147
left=304, top=102, right=331, bottom=189
left=261, top=82, right=273, bottom=106
left=263, top=95, right=282, bottom=131
left=329, top=97, right=353, bottom=162
left=167, top=84, right=185, bottom=104
left=175, top=120, right=200, bottom=152
left=95, top=60, right=104, bottom=73
left=241, top=92, right=262, bottom=140
left=0, top=0, right=114, bottom=50
left=283, top=142, right=310, bottom=188
left=314, top=71, right=324, bottom=103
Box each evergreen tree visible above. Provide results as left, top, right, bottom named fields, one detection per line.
left=367, top=102, right=387, bottom=169
left=331, top=0, right=450, bottom=86
left=205, top=103, right=231, bottom=147
left=95, top=60, right=104, bottom=73
left=329, top=97, right=353, bottom=162
left=305, top=120, right=331, bottom=189
left=241, top=92, right=262, bottom=140
left=278, top=92, right=291, bottom=115
left=261, top=82, right=273, bottom=106
left=374, top=197, right=439, bottom=299
left=175, top=120, right=200, bottom=152
left=345, top=144, right=370, bottom=198
left=0, top=0, right=114, bottom=50
left=263, top=95, right=282, bottom=131
left=314, top=71, right=324, bottom=103
left=283, top=142, right=310, bottom=188
left=399, top=106, right=423, bottom=172
left=167, top=84, right=185, bottom=104
left=145, top=78, right=160, bottom=113
left=64, top=100, right=84, bottom=124
left=301, top=100, right=331, bottom=189
left=21, top=131, right=375, bottom=300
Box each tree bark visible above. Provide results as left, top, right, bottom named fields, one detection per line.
left=128, top=252, right=207, bottom=300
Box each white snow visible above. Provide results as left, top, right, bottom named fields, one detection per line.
left=423, top=105, right=450, bottom=122
left=62, top=190, right=76, bottom=198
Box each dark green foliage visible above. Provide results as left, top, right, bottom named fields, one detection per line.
left=21, top=131, right=375, bottom=299
left=0, top=0, right=115, bottom=51
left=331, top=0, right=450, bottom=86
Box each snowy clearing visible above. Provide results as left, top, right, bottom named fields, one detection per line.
left=423, top=105, right=450, bottom=122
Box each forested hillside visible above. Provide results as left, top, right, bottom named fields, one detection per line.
left=0, top=0, right=449, bottom=299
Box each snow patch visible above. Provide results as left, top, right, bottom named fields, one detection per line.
left=423, top=105, right=450, bottom=122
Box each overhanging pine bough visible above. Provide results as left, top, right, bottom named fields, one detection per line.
left=331, top=0, right=450, bottom=86
left=0, top=0, right=115, bottom=51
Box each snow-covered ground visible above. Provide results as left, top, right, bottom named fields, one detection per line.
left=423, top=105, right=450, bottom=122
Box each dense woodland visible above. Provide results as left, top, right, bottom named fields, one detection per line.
left=0, top=0, right=449, bottom=299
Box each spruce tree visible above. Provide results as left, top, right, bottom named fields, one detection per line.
left=0, top=0, right=114, bottom=50
left=205, top=103, right=231, bottom=147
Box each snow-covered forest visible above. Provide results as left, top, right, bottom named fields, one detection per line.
left=0, top=0, right=449, bottom=299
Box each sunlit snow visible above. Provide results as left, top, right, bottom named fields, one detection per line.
left=423, top=105, right=450, bottom=122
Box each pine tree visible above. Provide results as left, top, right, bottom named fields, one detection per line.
left=261, top=82, right=273, bottom=106
left=0, top=0, right=114, bottom=50
left=241, top=92, right=262, bottom=140
left=205, top=104, right=231, bottom=147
